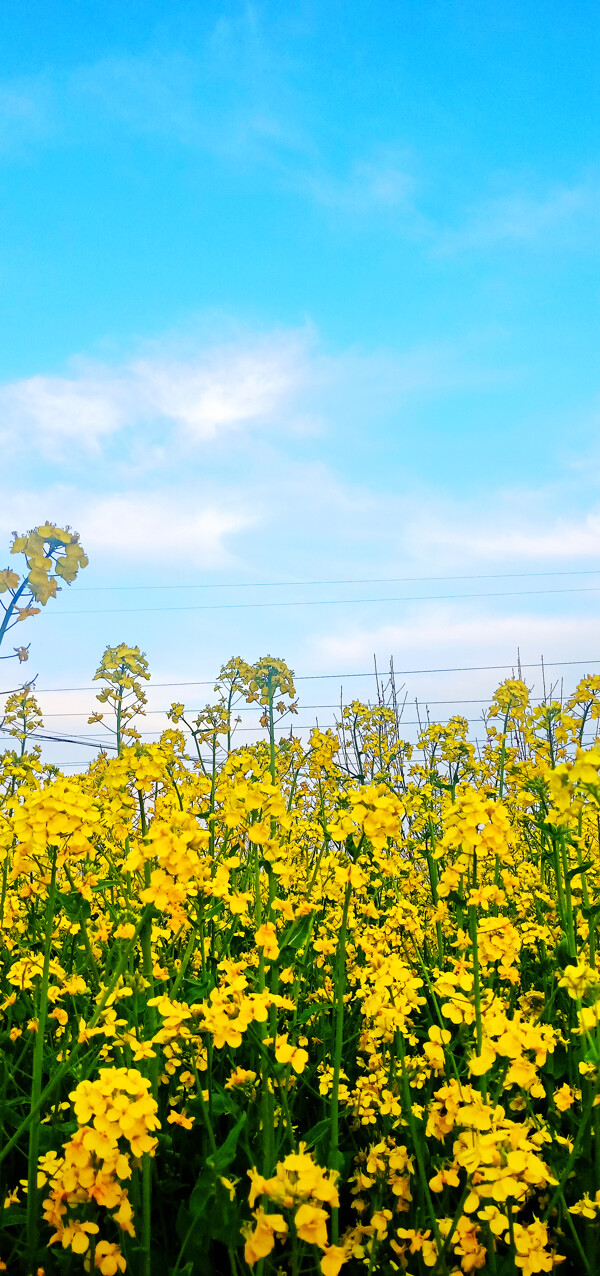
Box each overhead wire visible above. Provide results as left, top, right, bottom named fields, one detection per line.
left=9, top=656, right=600, bottom=696
left=66, top=566, right=600, bottom=592
left=28, top=583, right=600, bottom=618
left=21, top=694, right=561, bottom=719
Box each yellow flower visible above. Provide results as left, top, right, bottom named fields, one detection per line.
left=275, top=1033, right=309, bottom=1074
left=569, top=1192, right=600, bottom=1220
left=295, top=1203, right=329, bottom=1249
left=321, top=1245, right=347, bottom=1275
left=167, top=1111, right=194, bottom=1129
left=554, top=1084, right=577, bottom=1112
left=243, top=1207, right=288, bottom=1265
left=559, top=963, right=599, bottom=1000
left=52, top=1220, right=99, bottom=1254
left=0, top=568, right=19, bottom=592
left=94, top=1241, right=126, bottom=1275
left=512, top=1219, right=561, bottom=1276
left=255, top=922, right=280, bottom=959
left=114, top=923, right=136, bottom=940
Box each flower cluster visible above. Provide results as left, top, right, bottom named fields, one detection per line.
left=2, top=662, right=600, bottom=1274
left=41, top=1068, right=159, bottom=1269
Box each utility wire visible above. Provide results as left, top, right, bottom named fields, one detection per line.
left=11, top=656, right=600, bottom=695
left=30, top=695, right=557, bottom=719
left=10, top=711, right=600, bottom=752
left=69, top=566, right=600, bottom=592
left=0, top=727, right=117, bottom=751
left=29, top=583, right=600, bottom=618
left=0, top=717, right=479, bottom=751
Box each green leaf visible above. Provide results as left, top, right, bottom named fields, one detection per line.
left=567, top=861, right=594, bottom=880
left=207, top=1112, right=247, bottom=1174
left=281, top=912, right=314, bottom=951
left=178, top=1171, right=244, bottom=1273
left=303, top=1118, right=331, bottom=1151
left=188, top=1170, right=215, bottom=1220
left=1, top=1205, right=27, bottom=1226
left=56, top=890, right=91, bottom=922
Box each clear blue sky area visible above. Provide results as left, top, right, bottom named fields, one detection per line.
left=1, top=1, right=600, bottom=763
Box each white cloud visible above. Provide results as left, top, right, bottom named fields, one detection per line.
left=0, top=371, right=128, bottom=447
left=436, top=177, right=600, bottom=254
left=0, top=485, right=255, bottom=567
left=81, top=492, right=253, bottom=563
left=0, top=330, right=308, bottom=452
left=410, top=506, right=600, bottom=564
left=298, top=609, right=600, bottom=740
left=314, top=611, right=600, bottom=669
left=301, top=150, right=417, bottom=216
left=0, top=78, right=56, bottom=152
left=129, top=336, right=304, bottom=441
left=0, top=324, right=509, bottom=459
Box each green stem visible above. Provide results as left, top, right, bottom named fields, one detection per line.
left=63, top=864, right=100, bottom=988
left=426, top=817, right=444, bottom=964
left=140, top=856, right=157, bottom=1276
left=551, top=833, right=570, bottom=952
left=268, top=674, right=276, bottom=786
left=543, top=1077, right=600, bottom=1223
left=468, top=905, right=483, bottom=1058
left=25, top=847, right=57, bottom=1274
left=0, top=904, right=153, bottom=1171
left=559, top=1188, right=593, bottom=1276
left=329, top=878, right=352, bottom=1244
left=170, top=923, right=199, bottom=1000
left=397, top=1032, right=448, bottom=1275
left=0, top=577, right=29, bottom=650
left=497, top=701, right=512, bottom=801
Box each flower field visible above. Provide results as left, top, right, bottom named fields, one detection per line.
left=2, top=539, right=600, bottom=1274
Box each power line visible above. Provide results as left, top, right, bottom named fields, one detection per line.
left=68, top=567, right=600, bottom=593
left=10, top=710, right=600, bottom=752
left=1, top=717, right=485, bottom=751
left=0, top=727, right=117, bottom=751
left=25, top=694, right=557, bottom=719
left=29, top=584, right=600, bottom=618
left=7, top=656, right=600, bottom=696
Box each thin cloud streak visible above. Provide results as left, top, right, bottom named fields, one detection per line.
left=0, top=324, right=513, bottom=457
left=0, top=331, right=308, bottom=452
left=411, top=506, right=600, bottom=563
left=0, top=42, right=598, bottom=259
left=434, top=177, right=600, bottom=255
left=313, top=611, right=600, bottom=669
left=0, top=486, right=256, bottom=567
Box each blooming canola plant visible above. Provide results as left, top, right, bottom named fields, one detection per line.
left=1, top=530, right=600, bottom=1274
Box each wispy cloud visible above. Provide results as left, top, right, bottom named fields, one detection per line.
left=70, top=53, right=203, bottom=143
left=0, top=5, right=313, bottom=167
left=410, top=503, right=600, bottom=564
left=436, top=176, right=600, bottom=254
left=0, top=329, right=309, bottom=454
left=0, top=322, right=511, bottom=461
left=81, top=491, right=254, bottom=564
left=299, top=148, right=418, bottom=216
left=313, top=611, right=600, bottom=672
left=0, top=369, right=128, bottom=448
left=0, top=77, right=56, bottom=153
left=3, top=31, right=598, bottom=259
left=66, top=8, right=313, bottom=168
left=0, top=485, right=255, bottom=567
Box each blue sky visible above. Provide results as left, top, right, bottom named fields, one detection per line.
left=2, top=0, right=600, bottom=763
